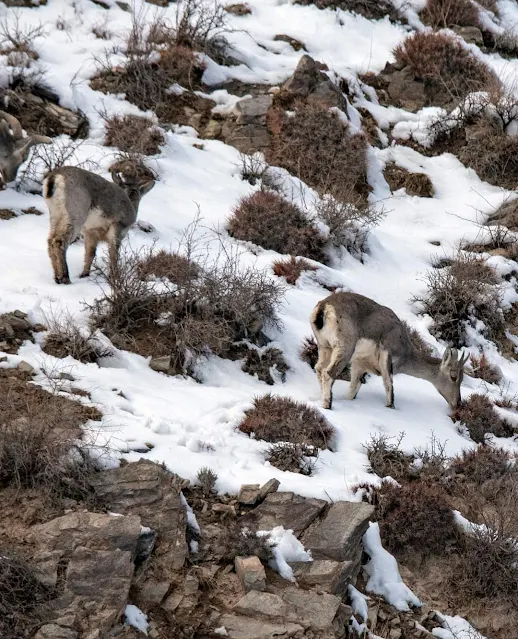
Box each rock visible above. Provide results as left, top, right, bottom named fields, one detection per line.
left=137, top=577, right=170, bottom=605
left=233, top=591, right=290, bottom=619
left=274, top=34, right=306, bottom=51
left=301, top=501, right=374, bottom=562
left=234, top=95, right=273, bottom=125
left=217, top=614, right=304, bottom=639
left=89, top=460, right=187, bottom=572
left=289, top=559, right=352, bottom=597
left=203, top=119, right=222, bottom=139
left=452, top=25, right=484, bottom=45
left=282, top=587, right=351, bottom=632
left=386, top=67, right=426, bottom=112
left=33, top=550, right=65, bottom=588
left=238, top=484, right=261, bottom=506
left=32, top=512, right=142, bottom=556
left=17, top=360, right=35, bottom=374
left=212, top=503, right=237, bottom=514
left=222, top=122, right=271, bottom=154
left=486, top=197, right=518, bottom=230
left=0, top=208, right=16, bottom=220
left=149, top=356, right=171, bottom=373
left=242, top=492, right=327, bottom=537
left=34, top=625, right=78, bottom=639
left=258, top=478, right=280, bottom=500
left=235, top=556, right=266, bottom=592
left=282, top=54, right=345, bottom=108
left=225, top=3, right=252, bottom=15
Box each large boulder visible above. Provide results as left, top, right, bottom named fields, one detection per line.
left=486, top=197, right=518, bottom=230
left=282, top=55, right=346, bottom=109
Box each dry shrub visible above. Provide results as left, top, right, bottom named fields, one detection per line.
left=384, top=164, right=434, bottom=197
left=272, top=256, right=317, bottom=285
left=401, top=321, right=435, bottom=356
left=42, top=312, right=113, bottom=364
left=393, top=32, right=498, bottom=104
left=87, top=240, right=284, bottom=376
left=377, top=480, right=457, bottom=554
left=228, top=191, right=326, bottom=262
left=0, top=551, right=54, bottom=638
left=0, top=372, right=102, bottom=502
left=414, top=252, right=505, bottom=348
left=104, top=114, right=165, bottom=155
left=452, top=394, right=515, bottom=443
left=294, top=0, right=399, bottom=21
left=266, top=442, right=318, bottom=475
left=196, top=466, right=218, bottom=496
left=468, top=352, right=501, bottom=384
left=315, top=195, right=384, bottom=257
left=173, top=0, right=231, bottom=64
left=221, top=523, right=275, bottom=562
left=0, top=15, right=43, bottom=62
left=238, top=346, right=289, bottom=385
left=238, top=394, right=334, bottom=449
left=457, top=125, right=518, bottom=189
left=364, top=433, right=413, bottom=482
left=422, top=0, right=480, bottom=29
left=299, top=335, right=319, bottom=370
left=266, top=103, right=369, bottom=207
left=451, top=446, right=514, bottom=485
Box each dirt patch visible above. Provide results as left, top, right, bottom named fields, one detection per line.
left=384, top=164, right=434, bottom=197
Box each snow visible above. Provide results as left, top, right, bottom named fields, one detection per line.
left=0, top=3, right=517, bottom=633
left=432, top=613, right=487, bottom=639
left=363, top=523, right=422, bottom=611
left=257, top=526, right=312, bottom=581
left=348, top=584, right=369, bottom=622
left=124, top=604, right=149, bottom=635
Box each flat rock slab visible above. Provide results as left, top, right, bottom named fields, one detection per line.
left=301, top=501, right=374, bottom=562
left=235, top=556, right=266, bottom=592
left=242, top=492, right=327, bottom=537
left=289, top=558, right=353, bottom=598
left=282, top=586, right=350, bottom=632
left=32, top=512, right=142, bottom=556
left=217, top=614, right=303, bottom=639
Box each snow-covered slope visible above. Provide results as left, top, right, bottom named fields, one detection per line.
left=1, top=0, right=518, bottom=502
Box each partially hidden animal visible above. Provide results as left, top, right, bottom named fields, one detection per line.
left=0, top=110, right=51, bottom=187
left=43, top=166, right=155, bottom=284
left=310, top=292, right=467, bottom=410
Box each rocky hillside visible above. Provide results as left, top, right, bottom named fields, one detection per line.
left=1, top=0, right=518, bottom=637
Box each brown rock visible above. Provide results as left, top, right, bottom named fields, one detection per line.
left=34, top=625, right=78, bottom=639
left=234, top=95, right=273, bottom=125
left=32, top=512, right=142, bottom=556
left=233, top=590, right=290, bottom=619
left=282, top=54, right=345, bottom=108
left=452, top=25, right=484, bottom=45
left=282, top=586, right=350, bottom=632
left=149, top=356, right=171, bottom=373
left=289, top=559, right=352, bottom=597
left=258, top=478, right=280, bottom=500
left=217, top=614, right=304, bottom=639
left=387, top=67, right=426, bottom=112
left=238, top=484, right=261, bottom=505
left=242, top=491, right=326, bottom=537
left=301, top=501, right=374, bottom=562
left=274, top=34, right=306, bottom=52
left=486, top=197, right=518, bottom=230
left=17, top=360, right=34, bottom=375
left=222, top=122, right=271, bottom=153
left=235, top=556, right=266, bottom=592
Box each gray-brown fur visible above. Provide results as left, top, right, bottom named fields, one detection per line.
left=43, top=166, right=154, bottom=284
left=310, top=292, right=467, bottom=410
left=0, top=111, right=51, bottom=187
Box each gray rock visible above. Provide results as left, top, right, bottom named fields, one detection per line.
left=33, top=550, right=64, bottom=588
left=34, top=625, right=78, bottom=639
left=387, top=67, right=426, bottom=112
left=32, top=512, right=142, bottom=556
left=138, top=577, right=170, bottom=605
left=282, top=586, right=350, bottom=632
left=89, top=460, right=187, bottom=572
left=486, top=197, right=518, bottom=230
left=217, top=614, right=304, bottom=639
left=282, top=54, right=345, bottom=108
left=301, top=501, right=374, bottom=562
left=233, top=591, right=290, bottom=619
left=234, top=95, right=273, bottom=125
left=242, top=491, right=327, bottom=537
left=452, top=25, right=484, bottom=45
left=289, top=558, right=353, bottom=597
left=222, top=122, right=271, bottom=153
left=17, top=360, right=34, bottom=374
left=238, top=484, right=261, bottom=506
left=235, top=556, right=266, bottom=592
left=149, top=356, right=171, bottom=373
left=258, top=478, right=280, bottom=500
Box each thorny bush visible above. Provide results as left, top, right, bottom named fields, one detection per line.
left=103, top=114, right=165, bottom=156
left=451, top=394, right=515, bottom=443
left=421, top=0, right=480, bottom=29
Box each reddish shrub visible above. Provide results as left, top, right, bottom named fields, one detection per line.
left=469, top=353, right=501, bottom=384
left=272, top=256, right=317, bottom=285
left=228, top=191, right=326, bottom=262
left=451, top=394, right=515, bottom=443
left=422, top=0, right=480, bottom=29
left=238, top=394, right=334, bottom=449
left=104, top=114, right=164, bottom=155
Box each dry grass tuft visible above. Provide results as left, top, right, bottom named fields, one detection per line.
left=42, top=311, right=113, bottom=364
left=238, top=394, right=334, bottom=449
left=272, top=256, right=317, bottom=285
left=104, top=114, right=165, bottom=155
left=422, top=0, right=480, bottom=29
left=221, top=522, right=275, bottom=562
left=451, top=394, right=515, bottom=443
left=364, top=433, right=414, bottom=482
left=196, top=466, right=218, bottom=496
